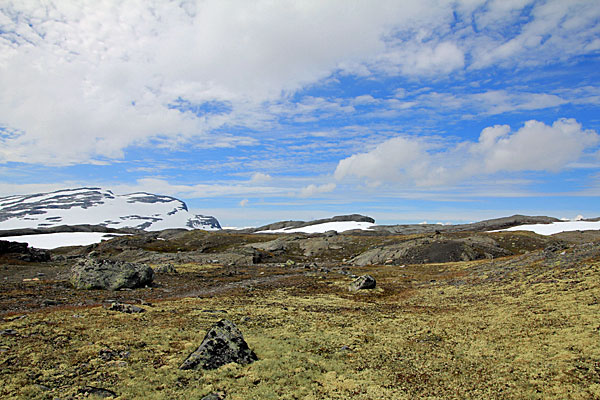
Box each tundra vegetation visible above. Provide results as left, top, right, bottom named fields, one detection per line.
left=0, top=227, right=599, bottom=399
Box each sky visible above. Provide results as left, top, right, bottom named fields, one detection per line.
left=1, top=0, right=599, bottom=227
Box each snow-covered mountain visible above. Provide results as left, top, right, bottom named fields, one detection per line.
left=0, top=187, right=221, bottom=231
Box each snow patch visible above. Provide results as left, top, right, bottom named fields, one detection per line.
left=2, top=233, right=127, bottom=249
left=497, top=221, right=600, bottom=235
left=257, top=221, right=376, bottom=234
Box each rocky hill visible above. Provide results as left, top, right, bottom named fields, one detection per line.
left=0, top=187, right=221, bottom=231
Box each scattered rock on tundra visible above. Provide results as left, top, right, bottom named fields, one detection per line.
left=180, top=319, right=257, bottom=370
left=108, top=302, right=146, bottom=313
left=70, top=258, right=154, bottom=290
left=153, top=263, right=177, bottom=273
left=201, top=393, right=225, bottom=400
left=349, top=275, right=376, bottom=291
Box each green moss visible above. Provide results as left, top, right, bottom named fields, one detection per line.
left=2, top=255, right=599, bottom=399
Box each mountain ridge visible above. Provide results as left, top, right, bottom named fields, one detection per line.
left=0, top=187, right=221, bottom=231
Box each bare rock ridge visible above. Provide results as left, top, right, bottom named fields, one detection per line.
left=0, top=187, right=221, bottom=232
left=233, top=214, right=375, bottom=233
left=366, top=214, right=561, bottom=235
left=231, top=214, right=561, bottom=235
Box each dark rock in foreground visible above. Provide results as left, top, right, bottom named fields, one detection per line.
left=349, top=275, right=376, bottom=291
left=180, top=319, right=257, bottom=370
left=70, top=258, right=154, bottom=290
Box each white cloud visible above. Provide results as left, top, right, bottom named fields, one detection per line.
left=299, top=183, right=336, bottom=198
left=0, top=0, right=598, bottom=165
left=335, top=118, right=599, bottom=186
left=113, top=178, right=288, bottom=199
left=334, top=137, right=425, bottom=184
left=376, top=41, right=465, bottom=76
left=249, top=172, right=272, bottom=183
left=472, top=119, right=599, bottom=173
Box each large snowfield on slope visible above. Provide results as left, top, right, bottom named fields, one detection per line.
left=0, top=187, right=219, bottom=231
left=2, top=232, right=127, bottom=249
left=256, top=221, right=377, bottom=234
left=498, top=220, right=600, bottom=235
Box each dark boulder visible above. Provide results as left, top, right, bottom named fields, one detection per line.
left=349, top=275, right=376, bottom=291
left=0, top=240, right=50, bottom=261
left=180, top=319, right=257, bottom=370
left=0, top=240, right=28, bottom=254
left=70, top=258, right=154, bottom=290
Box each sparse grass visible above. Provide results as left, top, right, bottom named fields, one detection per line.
left=1, top=251, right=599, bottom=399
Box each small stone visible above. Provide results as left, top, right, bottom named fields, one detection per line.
left=201, top=393, right=225, bottom=400
left=78, top=386, right=117, bottom=398
left=108, top=302, right=145, bottom=314
left=153, top=263, right=177, bottom=274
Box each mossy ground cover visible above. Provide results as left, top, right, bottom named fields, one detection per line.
left=1, top=248, right=599, bottom=399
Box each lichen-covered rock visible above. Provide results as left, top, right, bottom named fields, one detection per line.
left=70, top=258, right=154, bottom=290
left=201, top=393, right=225, bottom=400
left=349, top=275, right=376, bottom=291
left=180, top=319, right=257, bottom=370
left=153, top=263, right=177, bottom=273
left=108, top=302, right=145, bottom=313
left=351, top=236, right=511, bottom=266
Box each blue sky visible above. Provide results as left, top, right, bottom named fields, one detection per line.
left=1, top=0, right=599, bottom=227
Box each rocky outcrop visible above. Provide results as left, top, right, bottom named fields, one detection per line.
left=0, top=240, right=50, bottom=262
left=349, top=275, right=376, bottom=291
left=0, top=224, right=141, bottom=238
left=0, top=240, right=28, bottom=254
left=70, top=258, right=154, bottom=290
left=351, top=236, right=512, bottom=266
left=180, top=319, right=257, bottom=370
left=370, top=215, right=561, bottom=235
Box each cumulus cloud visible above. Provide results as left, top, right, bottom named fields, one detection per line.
left=249, top=173, right=272, bottom=183
left=0, top=0, right=598, bottom=165
left=299, top=183, right=336, bottom=198
left=335, top=118, right=599, bottom=186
